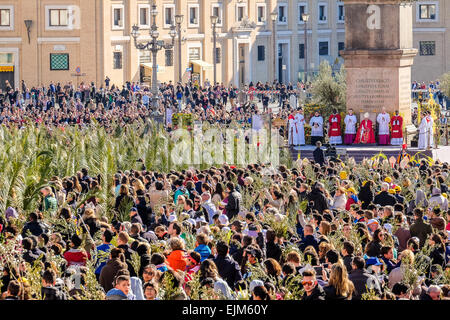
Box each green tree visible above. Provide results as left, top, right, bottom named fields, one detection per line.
left=310, top=61, right=346, bottom=118
left=439, top=72, right=450, bottom=98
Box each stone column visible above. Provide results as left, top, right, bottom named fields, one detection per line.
left=341, top=0, right=417, bottom=125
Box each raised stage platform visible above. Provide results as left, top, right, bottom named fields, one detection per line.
left=288, top=145, right=446, bottom=163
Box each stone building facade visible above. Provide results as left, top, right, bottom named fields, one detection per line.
left=0, top=0, right=447, bottom=90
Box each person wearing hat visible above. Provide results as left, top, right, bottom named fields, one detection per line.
left=393, top=186, right=405, bottom=204
left=345, top=187, right=358, bottom=211
left=367, top=219, right=380, bottom=235
left=354, top=112, right=375, bottom=144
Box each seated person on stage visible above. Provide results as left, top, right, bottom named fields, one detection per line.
left=328, top=109, right=342, bottom=145
left=354, top=113, right=376, bottom=144
left=344, top=109, right=357, bottom=145
left=309, top=111, right=324, bottom=146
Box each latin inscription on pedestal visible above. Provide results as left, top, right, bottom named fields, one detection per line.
left=342, top=0, right=417, bottom=125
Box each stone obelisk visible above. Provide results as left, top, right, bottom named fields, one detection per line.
left=341, top=0, right=418, bottom=125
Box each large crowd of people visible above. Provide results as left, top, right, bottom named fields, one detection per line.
left=0, top=156, right=449, bottom=300
left=0, top=79, right=304, bottom=130
left=0, top=78, right=449, bottom=301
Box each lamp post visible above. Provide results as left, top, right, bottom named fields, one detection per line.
left=301, top=13, right=310, bottom=83
left=211, top=15, right=219, bottom=85
left=131, top=3, right=176, bottom=111
left=270, top=12, right=278, bottom=84
left=175, top=14, right=183, bottom=84
left=24, top=20, right=32, bottom=44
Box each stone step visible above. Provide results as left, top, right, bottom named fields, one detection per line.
left=289, top=147, right=433, bottom=163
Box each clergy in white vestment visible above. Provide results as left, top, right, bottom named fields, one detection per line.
left=289, top=94, right=298, bottom=110
left=418, top=112, right=434, bottom=149
left=288, top=114, right=297, bottom=146
left=344, top=109, right=357, bottom=145
left=377, top=108, right=390, bottom=145
left=309, top=111, right=324, bottom=146
left=294, top=109, right=306, bottom=145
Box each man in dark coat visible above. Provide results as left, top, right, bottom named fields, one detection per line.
left=298, top=224, right=319, bottom=253
left=409, top=208, right=433, bottom=248
left=21, top=212, right=48, bottom=238
left=373, top=182, right=397, bottom=206
left=116, top=232, right=137, bottom=277
left=313, top=141, right=325, bottom=166
left=41, top=269, right=68, bottom=301
left=348, top=256, right=381, bottom=300
left=307, top=182, right=329, bottom=214
left=225, top=182, right=241, bottom=219
left=212, top=241, right=243, bottom=290
left=301, top=269, right=325, bottom=300
left=99, top=248, right=128, bottom=293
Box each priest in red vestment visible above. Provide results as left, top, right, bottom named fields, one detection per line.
left=390, top=110, right=403, bottom=146
left=354, top=113, right=376, bottom=144
left=328, top=109, right=342, bottom=145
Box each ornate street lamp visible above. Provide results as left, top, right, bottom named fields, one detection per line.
left=131, top=2, right=176, bottom=111
left=175, top=14, right=184, bottom=83
left=210, top=15, right=219, bottom=85
left=301, top=13, right=310, bottom=83
left=270, top=12, right=278, bottom=83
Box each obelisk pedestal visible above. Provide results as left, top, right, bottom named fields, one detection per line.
left=341, top=0, right=418, bottom=125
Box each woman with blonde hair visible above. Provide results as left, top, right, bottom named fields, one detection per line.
left=322, top=263, right=355, bottom=300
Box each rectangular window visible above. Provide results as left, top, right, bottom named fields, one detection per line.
left=278, top=4, right=287, bottom=23
left=189, top=5, right=199, bottom=26
left=319, top=41, right=329, bottom=56
left=165, top=6, right=174, bottom=26
left=215, top=48, right=221, bottom=64
left=0, top=53, right=14, bottom=64
left=139, top=50, right=151, bottom=63
left=49, top=9, right=69, bottom=26
left=299, top=44, right=305, bottom=59
left=50, top=53, right=69, bottom=70
left=113, top=52, right=122, bottom=69
left=189, top=47, right=201, bottom=60
left=420, top=41, right=435, bottom=56
left=319, top=4, right=327, bottom=22
left=113, top=7, right=123, bottom=28
left=0, top=9, right=10, bottom=26
left=257, top=45, right=265, bottom=61
left=140, top=7, right=148, bottom=26
left=237, top=5, right=245, bottom=22
left=257, top=5, right=266, bottom=24
left=338, top=42, right=345, bottom=56
left=165, top=49, right=174, bottom=66
left=338, top=4, right=345, bottom=21
left=212, top=4, right=222, bottom=25
left=299, top=5, right=305, bottom=21
left=419, top=4, right=436, bottom=19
